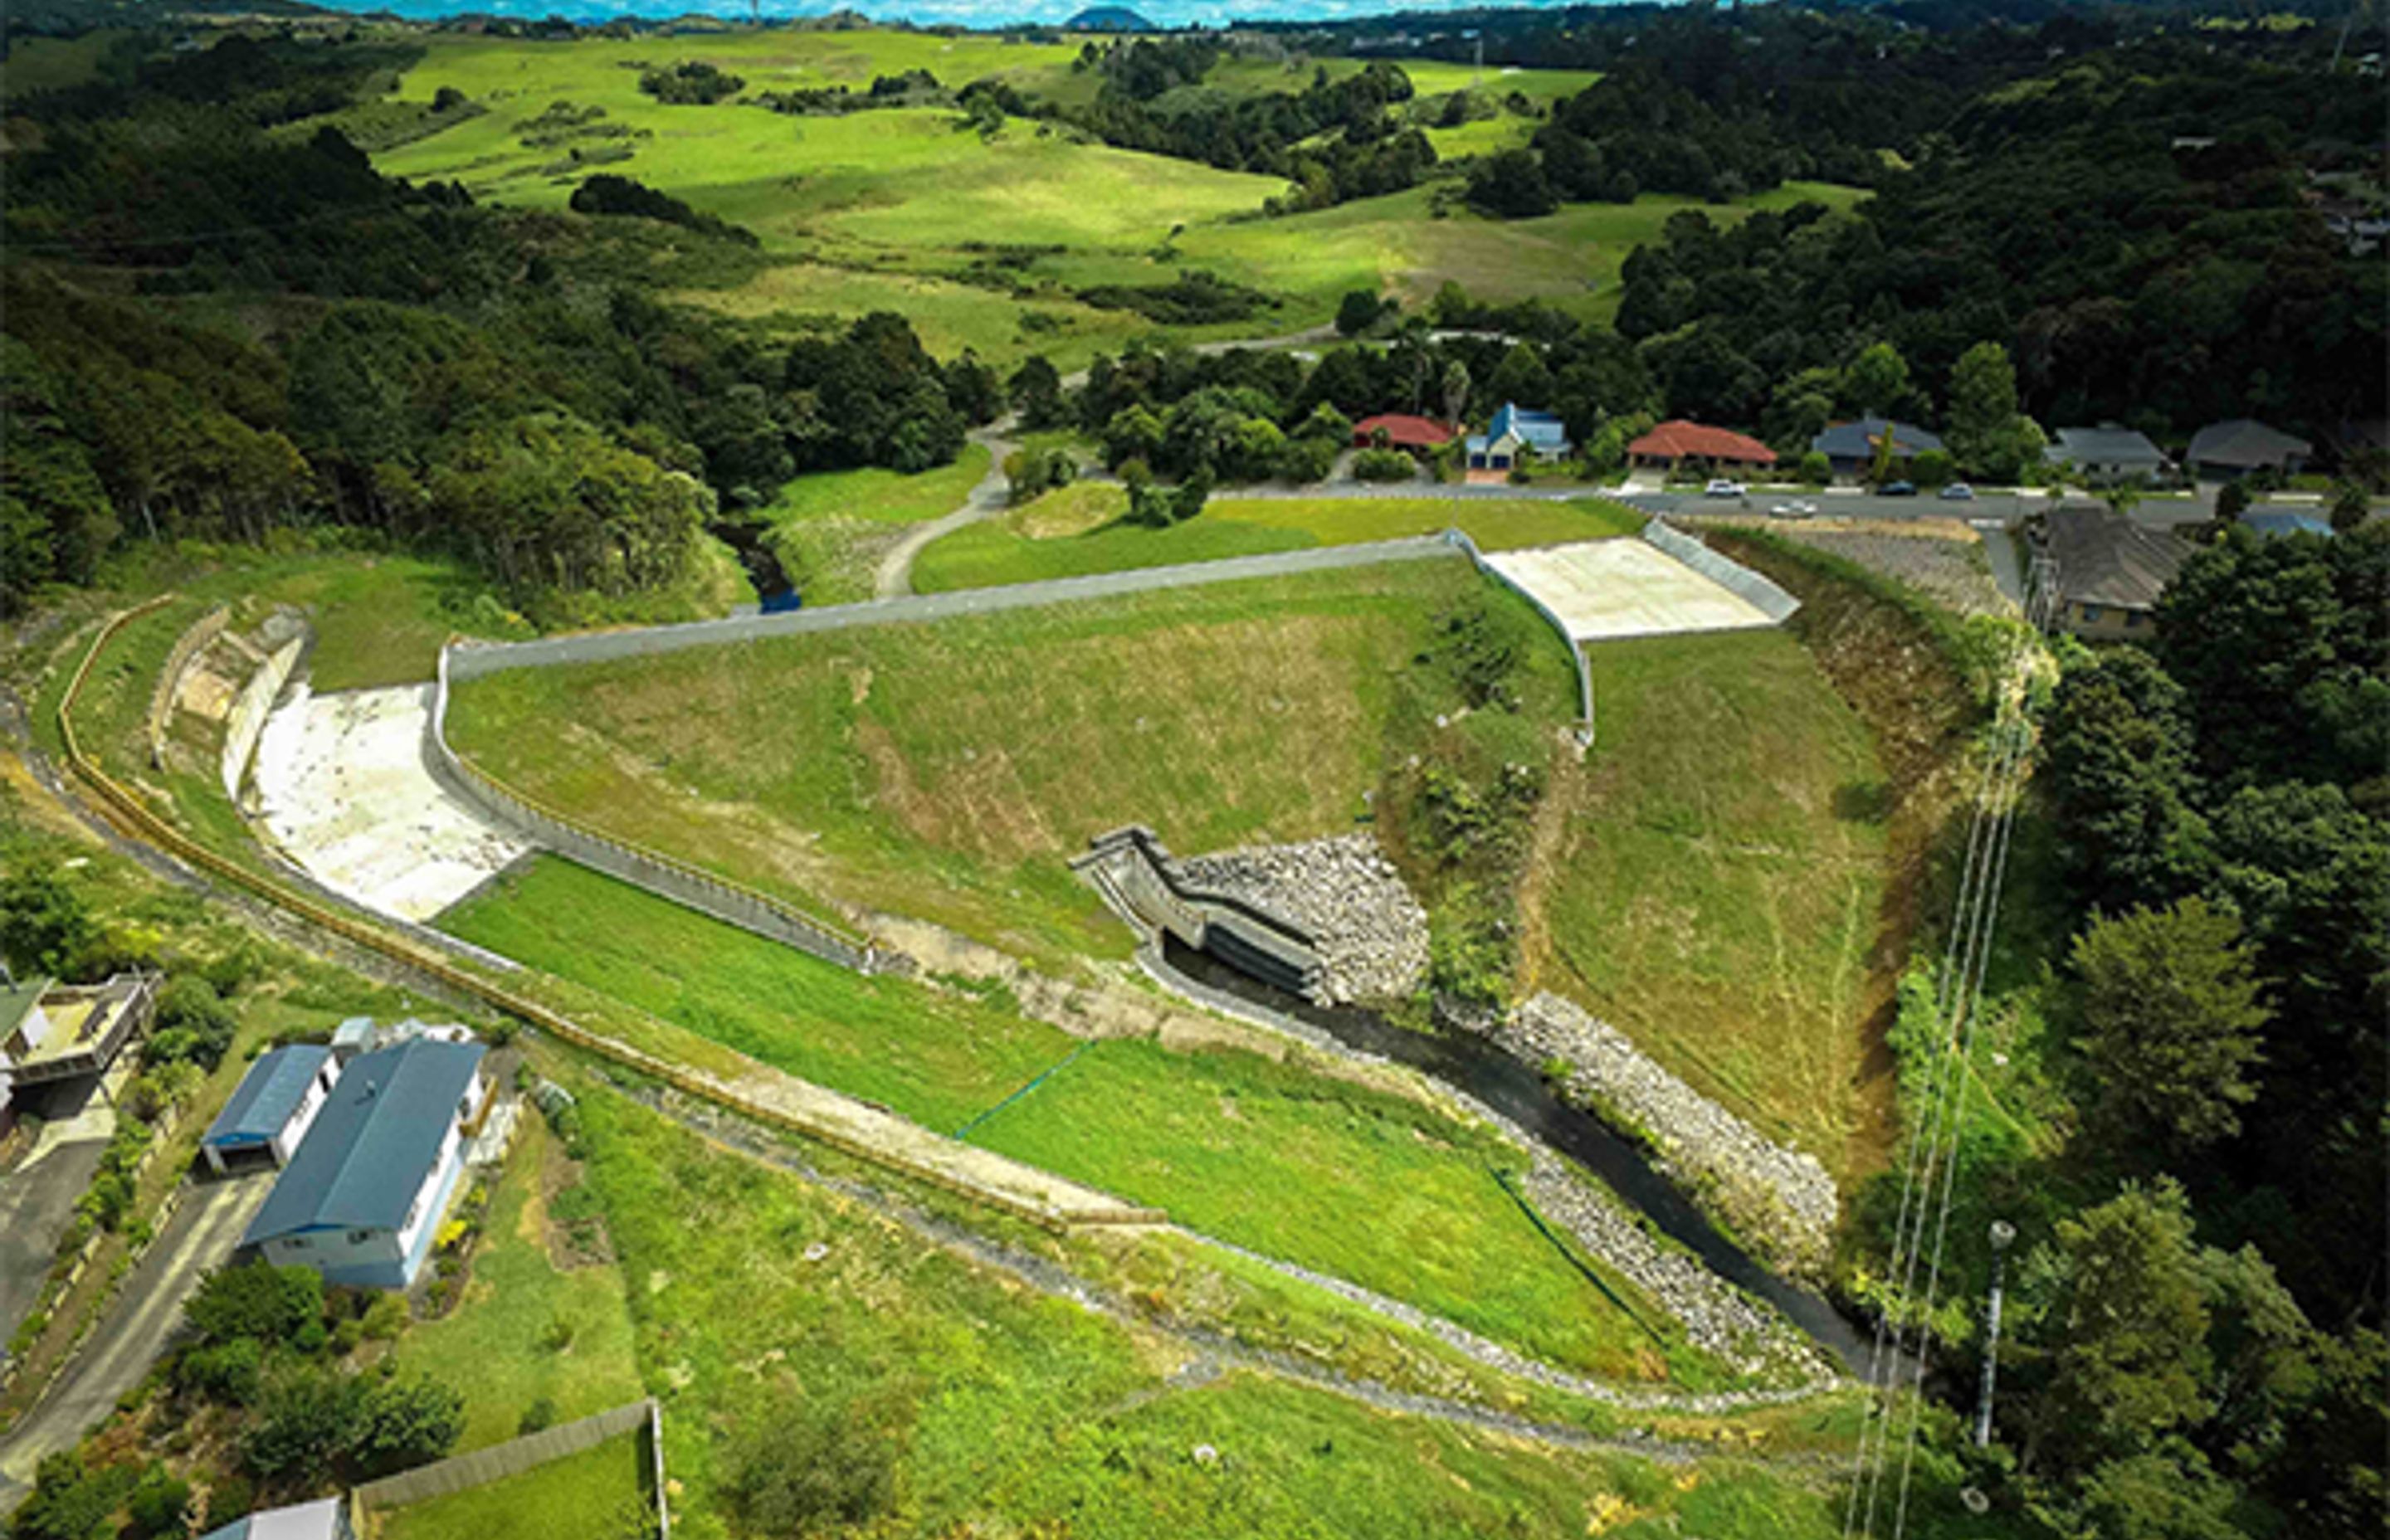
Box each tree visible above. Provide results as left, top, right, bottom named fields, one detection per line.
left=1102, top=404, right=1163, bottom=470
left=186, top=1261, right=323, bottom=1348
left=1006, top=355, right=1066, bottom=430
left=1439, top=359, right=1471, bottom=427
left=2070, top=899, right=2269, bottom=1157
left=2328, top=480, right=2369, bottom=533
left=1841, top=341, right=1910, bottom=417
left=2041, top=647, right=2213, bottom=912
left=1334, top=288, right=1390, bottom=337
left=356, top=1374, right=466, bottom=1474
left=0, top=865, right=96, bottom=976
left=1946, top=340, right=2031, bottom=477
left=1485, top=343, right=1554, bottom=410
left=1465, top=149, right=1556, bottom=218
left=2213, top=479, right=2251, bottom=524
left=146, top=975, right=239, bottom=1070
left=2013, top=1180, right=2214, bottom=1477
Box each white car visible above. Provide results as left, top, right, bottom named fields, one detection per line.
left=1703, top=479, right=1747, bottom=498
left=1769, top=500, right=1818, bottom=519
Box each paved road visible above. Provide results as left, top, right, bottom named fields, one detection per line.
left=0, top=1173, right=271, bottom=1503
left=1622, top=486, right=2227, bottom=529
left=0, top=1084, right=115, bottom=1352
left=874, top=426, right=1017, bottom=600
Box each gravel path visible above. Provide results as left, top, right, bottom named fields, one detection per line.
left=873, top=425, right=1017, bottom=601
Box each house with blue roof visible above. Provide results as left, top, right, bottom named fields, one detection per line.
left=241, top=1038, right=489, bottom=1289
left=1465, top=403, right=1573, bottom=473
left=202, top=1045, right=339, bottom=1176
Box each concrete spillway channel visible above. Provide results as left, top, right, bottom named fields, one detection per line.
left=1071, top=826, right=1326, bottom=1001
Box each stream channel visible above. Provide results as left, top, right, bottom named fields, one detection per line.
left=1158, top=937, right=1881, bottom=1377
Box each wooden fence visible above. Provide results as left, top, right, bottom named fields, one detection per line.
left=352, top=1398, right=668, bottom=1536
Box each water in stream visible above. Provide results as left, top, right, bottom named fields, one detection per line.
left=1158, top=937, right=1880, bottom=1376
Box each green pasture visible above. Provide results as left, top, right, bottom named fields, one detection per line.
left=914, top=494, right=1643, bottom=592
left=445, top=560, right=1573, bottom=960
left=1534, top=630, right=1890, bottom=1182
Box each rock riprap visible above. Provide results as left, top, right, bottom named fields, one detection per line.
left=1486, top=993, right=1840, bottom=1278
left=1177, top=834, right=1428, bottom=1005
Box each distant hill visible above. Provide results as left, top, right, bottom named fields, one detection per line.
left=1066, top=7, right=1151, bottom=31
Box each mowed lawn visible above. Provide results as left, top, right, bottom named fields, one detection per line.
left=446, top=561, right=1568, bottom=960
left=763, top=442, right=990, bottom=528
left=438, top=856, right=1072, bottom=1133
left=1532, top=630, right=1891, bottom=1183
left=915, top=495, right=1644, bottom=591
left=375, top=1434, right=651, bottom=1540
left=388, top=1116, right=646, bottom=1452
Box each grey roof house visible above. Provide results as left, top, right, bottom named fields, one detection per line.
left=2045, top=505, right=2192, bottom=640
left=241, top=1038, right=488, bottom=1289
left=202, top=1045, right=339, bottom=1176
left=2185, top=418, right=2312, bottom=478
left=1809, top=417, right=1944, bottom=475
left=2046, top=424, right=2171, bottom=482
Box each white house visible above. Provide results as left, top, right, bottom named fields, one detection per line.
left=241, top=1038, right=489, bottom=1289
left=201, top=1045, right=339, bottom=1176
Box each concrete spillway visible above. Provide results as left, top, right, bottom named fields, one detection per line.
left=1071, top=826, right=1324, bottom=1001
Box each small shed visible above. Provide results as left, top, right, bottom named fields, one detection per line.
left=202, top=1045, right=339, bottom=1176
left=198, top=1496, right=353, bottom=1540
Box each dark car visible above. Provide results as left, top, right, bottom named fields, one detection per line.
left=1880, top=480, right=1917, bottom=497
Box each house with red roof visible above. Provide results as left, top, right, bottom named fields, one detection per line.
left=1351, top=413, right=1458, bottom=456
left=1627, top=421, right=1778, bottom=475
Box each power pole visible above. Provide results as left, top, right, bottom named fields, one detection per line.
left=1973, top=1219, right=2017, bottom=1448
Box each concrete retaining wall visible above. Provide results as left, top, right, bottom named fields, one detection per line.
left=354, top=1398, right=663, bottom=1523
left=1642, top=520, right=1801, bottom=623
left=446, top=536, right=1460, bottom=680
left=219, top=636, right=302, bottom=805
left=149, top=606, right=226, bottom=768
left=427, top=651, right=877, bottom=972
left=1442, top=529, right=1596, bottom=728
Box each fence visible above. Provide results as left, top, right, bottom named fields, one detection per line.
left=148, top=605, right=227, bottom=768
left=427, top=651, right=877, bottom=972
left=56, top=600, right=1161, bottom=1236
left=1641, top=519, right=1802, bottom=623
left=353, top=1397, right=669, bottom=1537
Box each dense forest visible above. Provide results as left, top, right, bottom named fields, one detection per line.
left=0, top=37, right=992, bottom=616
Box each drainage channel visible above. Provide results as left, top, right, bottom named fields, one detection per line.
left=1154, top=937, right=1880, bottom=1378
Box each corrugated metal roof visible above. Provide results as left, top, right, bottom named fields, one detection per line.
left=2187, top=418, right=2312, bottom=468
left=243, top=1039, right=484, bottom=1245
left=1488, top=402, right=1570, bottom=448
left=205, top=1045, right=334, bottom=1146
left=2048, top=506, right=2192, bottom=610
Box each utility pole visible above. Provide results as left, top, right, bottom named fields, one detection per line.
left=1973, top=1219, right=2017, bottom=1448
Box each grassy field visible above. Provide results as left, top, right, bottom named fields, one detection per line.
left=391, top=1115, right=646, bottom=1453
left=440, top=857, right=1071, bottom=1133
left=355, top=30, right=1855, bottom=364
left=446, top=559, right=1573, bottom=961
left=0, top=29, right=130, bottom=98
left=915, top=494, right=1643, bottom=590
left=762, top=443, right=988, bottom=528
left=1526, top=630, right=1891, bottom=1183
left=435, top=854, right=1695, bottom=1384
left=374, top=1432, right=651, bottom=1540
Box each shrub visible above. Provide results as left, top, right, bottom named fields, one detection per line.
left=186, top=1261, right=324, bottom=1348
left=1910, top=448, right=1956, bottom=487
left=362, top=1293, right=410, bottom=1341
left=721, top=1397, right=900, bottom=1537
left=146, top=976, right=237, bottom=1070
left=177, top=1337, right=265, bottom=1406
left=539, top=1315, right=578, bottom=1353
left=1274, top=434, right=1337, bottom=485
left=1797, top=449, right=1832, bottom=485
left=124, top=1469, right=192, bottom=1538
left=1352, top=447, right=1416, bottom=483
left=204, top=1474, right=256, bottom=1526
left=519, top=1396, right=559, bottom=1435
left=356, top=1373, right=467, bottom=1475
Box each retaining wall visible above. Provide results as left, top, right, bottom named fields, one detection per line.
left=1641, top=519, right=1802, bottom=623
left=353, top=1398, right=662, bottom=1518
left=148, top=605, right=226, bottom=768
left=219, top=636, right=302, bottom=804
left=429, top=653, right=876, bottom=971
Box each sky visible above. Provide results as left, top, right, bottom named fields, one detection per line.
left=329, top=0, right=1591, bottom=30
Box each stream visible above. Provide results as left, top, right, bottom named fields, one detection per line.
left=1157, top=938, right=1881, bottom=1377
left=712, top=518, right=801, bottom=612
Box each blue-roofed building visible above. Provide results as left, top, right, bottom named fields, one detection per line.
left=2241, top=510, right=2335, bottom=539
left=1465, top=403, right=1573, bottom=473
left=242, top=1038, right=489, bottom=1289
left=202, top=1045, right=339, bottom=1176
